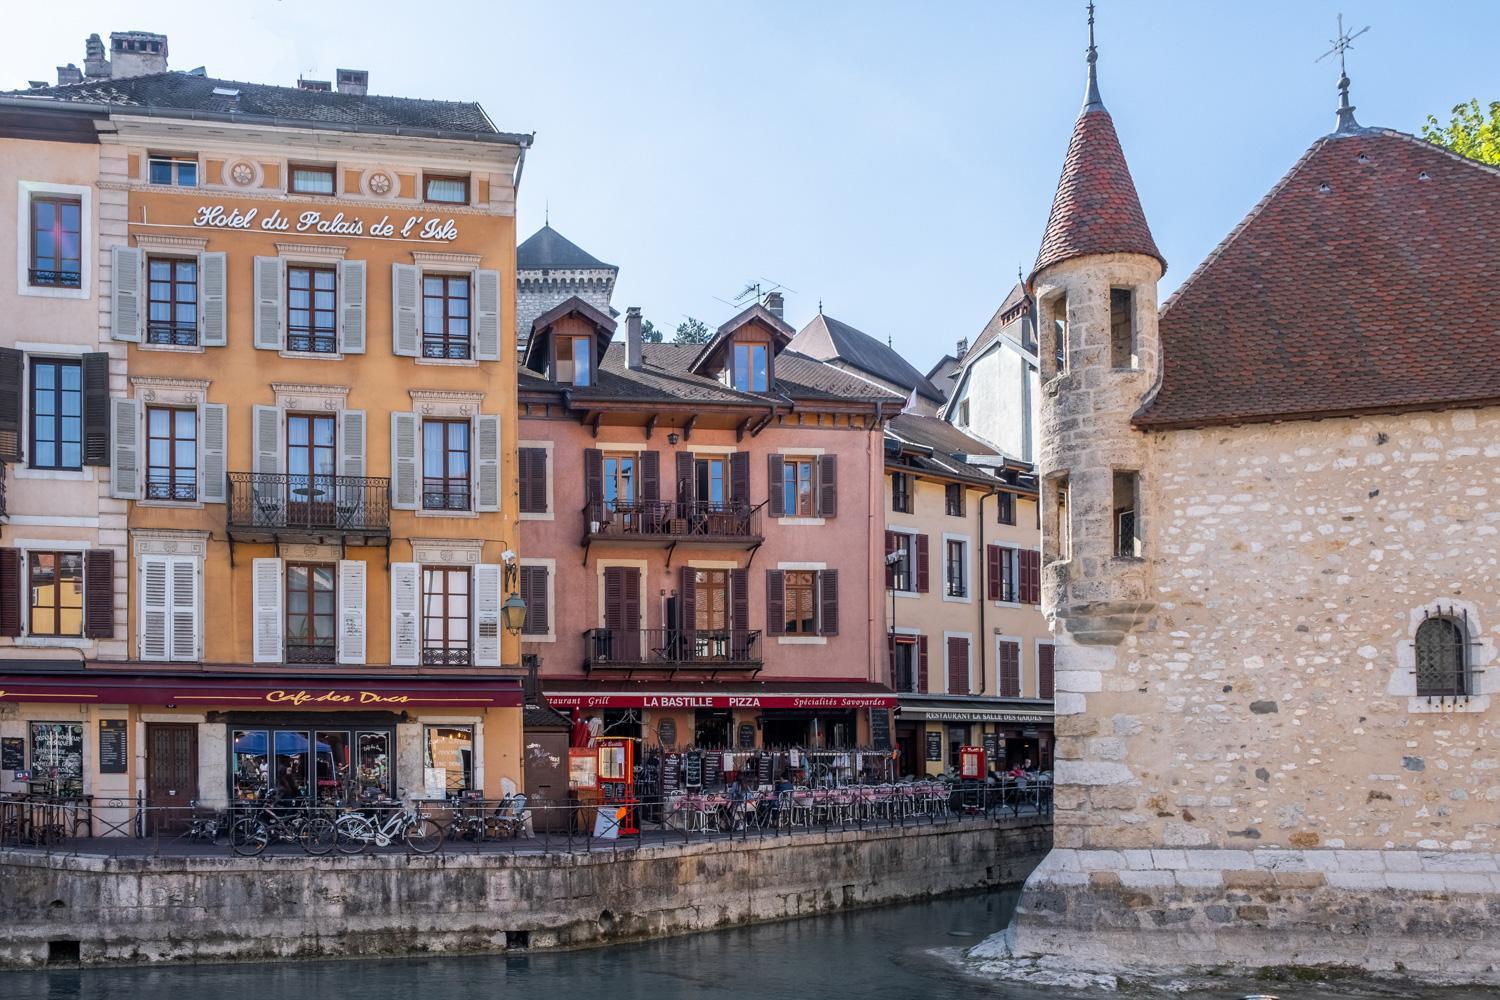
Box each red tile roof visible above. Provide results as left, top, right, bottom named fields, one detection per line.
left=1031, top=107, right=1165, bottom=283
left=1135, top=129, right=1500, bottom=430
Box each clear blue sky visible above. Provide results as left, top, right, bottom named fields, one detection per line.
left=14, top=2, right=1499, bottom=372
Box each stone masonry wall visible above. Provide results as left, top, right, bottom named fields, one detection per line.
left=0, top=816, right=1048, bottom=967
left=1052, top=406, right=1500, bottom=854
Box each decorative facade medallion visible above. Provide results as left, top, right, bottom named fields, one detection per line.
left=229, top=161, right=257, bottom=187
left=366, top=171, right=393, bottom=196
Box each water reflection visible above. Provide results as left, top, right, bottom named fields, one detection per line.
left=2, top=891, right=1495, bottom=1000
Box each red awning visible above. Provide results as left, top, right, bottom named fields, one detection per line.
left=0, top=673, right=523, bottom=708
left=543, top=680, right=896, bottom=711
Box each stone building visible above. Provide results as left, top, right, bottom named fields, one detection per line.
left=514, top=223, right=616, bottom=357
left=991, top=17, right=1500, bottom=981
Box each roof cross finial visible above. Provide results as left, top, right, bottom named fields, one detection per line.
left=545, top=200, right=549, bottom=226
left=1082, top=1, right=1104, bottom=111
left=1317, top=13, right=1370, bottom=133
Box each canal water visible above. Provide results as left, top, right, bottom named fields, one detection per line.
left=1, top=890, right=1491, bottom=999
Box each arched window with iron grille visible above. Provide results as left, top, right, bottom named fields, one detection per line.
left=1415, top=615, right=1469, bottom=699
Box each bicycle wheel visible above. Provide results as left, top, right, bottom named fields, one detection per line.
left=230, top=818, right=269, bottom=857
left=302, top=815, right=337, bottom=856
left=402, top=816, right=444, bottom=855
left=334, top=814, right=372, bottom=854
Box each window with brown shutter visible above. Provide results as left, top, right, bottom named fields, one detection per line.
left=84, top=549, right=114, bottom=639
left=519, top=447, right=548, bottom=514
left=996, top=490, right=1016, bottom=525
left=998, top=640, right=1021, bottom=697
left=729, top=452, right=750, bottom=509
left=947, top=636, right=970, bottom=695
left=81, top=352, right=110, bottom=467
left=1038, top=643, right=1055, bottom=699
left=988, top=544, right=1017, bottom=602
left=767, top=454, right=785, bottom=517
left=765, top=569, right=785, bottom=636
left=730, top=568, right=750, bottom=657
left=917, top=635, right=929, bottom=692
left=0, top=347, right=22, bottom=461
left=817, top=454, right=837, bottom=518
left=915, top=534, right=930, bottom=593
left=1019, top=549, right=1041, bottom=605
left=519, top=564, right=549, bottom=636
left=639, top=451, right=660, bottom=503
left=818, top=568, right=838, bottom=636
left=583, top=448, right=604, bottom=516
left=0, top=549, right=21, bottom=637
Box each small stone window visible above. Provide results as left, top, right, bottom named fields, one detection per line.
left=1044, top=474, right=1070, bottom=565
left=1112, top=470, right=1141, bottom=559
left=1109, top=287, right=1137, bottom=369
left=1415, top=614, right=1470, bottom=700
left=1047, top=292, right=1068, bottom=376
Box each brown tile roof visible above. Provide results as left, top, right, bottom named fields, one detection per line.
left=1031, top=107, right=1164, bottom=283
left=1135, top=129, right=1500, bottom=430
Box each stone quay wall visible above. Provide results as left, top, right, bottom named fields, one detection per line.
left=0, top=816, right=1049, bottom=968
left=1000, top=845, right=1500, bottom=981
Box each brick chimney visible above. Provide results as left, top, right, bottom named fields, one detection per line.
left=625, top=306, right=643, bottom=370
left=109, top=31, right=168, bottom=78
left=956, top=337, right=968, bottom=357
left=55, top=64, right=83, bottom=86
left=336, top=69, right=368, bottom=96
left=762, top=290, right=784, bottom=320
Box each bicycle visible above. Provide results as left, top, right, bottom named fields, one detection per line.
left=333, top=797, right=444, bottom=855
left=230, top=796, right=336, bottom=857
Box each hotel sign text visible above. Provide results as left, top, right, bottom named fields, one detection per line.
left=192, top=205, right=459, bottom=242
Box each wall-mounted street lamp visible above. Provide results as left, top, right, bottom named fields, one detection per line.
left=502, top=591, right=528, bottom=635
left=667, top=431, right=679, bottom=445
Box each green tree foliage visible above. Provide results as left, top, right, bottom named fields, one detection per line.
left=641, top=319, right=664, bottom=344
left=673, top=317, right=712, bottom=344
left=1421, top=100, right=1500, bottom=166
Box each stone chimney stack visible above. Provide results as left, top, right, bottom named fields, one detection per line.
left=109, top=31, right=169, bottom=78
left=625, top=306, right=643, bottom=370
left=83, top=34, right=109, bottom=79
left=956, top=337, right=968, bottom=357
left=762, top=290, right=784, bottom=320
left=56, top=64, right=83, bottom=86
left=336, top=69, right=369, bottom=96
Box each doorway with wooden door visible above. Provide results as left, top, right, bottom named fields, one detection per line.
left=146, top=723, right=198, bottom=834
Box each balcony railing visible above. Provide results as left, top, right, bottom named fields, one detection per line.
left=582, top=500, right=764, bottom=545
left=227, top=472, right=390, bottom=535
left=583, top=627, right=762, bottom=675
left=423, top=646, right=473, bottom=667
left=286, top=642, right=337, bottom=665
left=146, top=323, right=199, bottom=347
left=29, top=268, right=81, bottom=289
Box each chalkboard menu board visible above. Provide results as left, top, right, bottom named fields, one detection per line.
left=703, top=751, right=722, bottom=788
left=658, top=719, right=677, bottom=747
left=925, top=729, right=943, bottom=762
left=683, top=751, right=703, bottom=789
left=30, top=722, right=84, bottom=792
left=662, top=753, right=681, bottom=793
left=99, top=719, right=128, bottom=774
left=869, top=710, right=891, bottom=750
left=1, top=737, right=23, bottom=771
left=756, top=753, right=772, bottom=784
left=982, top=732, right=1000, bottom=764
left=738, top=723, right=755, bottom=749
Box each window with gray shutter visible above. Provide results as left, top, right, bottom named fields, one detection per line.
left=474, top=268, right=500, bottom=361
left=199, top=402, right=227, bottom=503
left=111, top=246, right=143, bottom=342
left=109, top=397, right=141, bottom=499
left=391, top=263, right=420, bottom=357
left=390, top=412, right=419, bottom=509
left=199, top=252, right=227, bottom=347
left=474, top=414, right=500, bottom=512
left=339, top=260, right=366, bottom=354
left=253, top=257, right=284, bottom=350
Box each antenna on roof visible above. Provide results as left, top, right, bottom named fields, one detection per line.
left=1317, top=13, right=1370, bottom=133
left=544, top=200, right=549, bottom=226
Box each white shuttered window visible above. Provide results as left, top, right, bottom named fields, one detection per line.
left=139, top=555, right=199, bottom=661
left=252, top=557, right=284, bottom=663
left=390, top=562, right=421, bottom=666
left=337, top=559, right=366, bottom=665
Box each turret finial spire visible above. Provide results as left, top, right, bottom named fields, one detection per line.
left=1317, top=13, right=1370, bottom=133
left=1083, top=1, right=1103, bottom=111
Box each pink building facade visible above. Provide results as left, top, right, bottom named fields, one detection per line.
left=517, top=298, right=899, bottom=753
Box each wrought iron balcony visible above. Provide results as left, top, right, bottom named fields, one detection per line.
left=146, top=323, right=199, bottom=347
left=226, top=472, right=390, bottom=543
left=583, top=627, right=762, bottom=677
left=582, top=500, right=764, bottom=555
left=286, top=642, right=337, bottom=665
left=423, top=646, right=473, bottom=667
left=29, top=268, right=81, bottom=289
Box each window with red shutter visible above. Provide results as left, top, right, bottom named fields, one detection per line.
left=917, top=635, right=929, bottom=692
left=1038, top=643, right=1055, bottom=699
left=765, top=569, right=785, bottom=636
left=915, top=534, right=930, bottom=593
left=818, top=569, right=838, bottom=636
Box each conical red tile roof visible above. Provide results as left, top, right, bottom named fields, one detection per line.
left=1030, top=107, right=1165, bottom=283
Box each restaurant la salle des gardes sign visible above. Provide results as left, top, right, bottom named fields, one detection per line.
left=191, top=204, right=460, bottom=242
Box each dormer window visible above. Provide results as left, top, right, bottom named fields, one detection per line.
left=557, top=335, right=593, bottom=387
left=731, top=342, right=768, bottom=392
